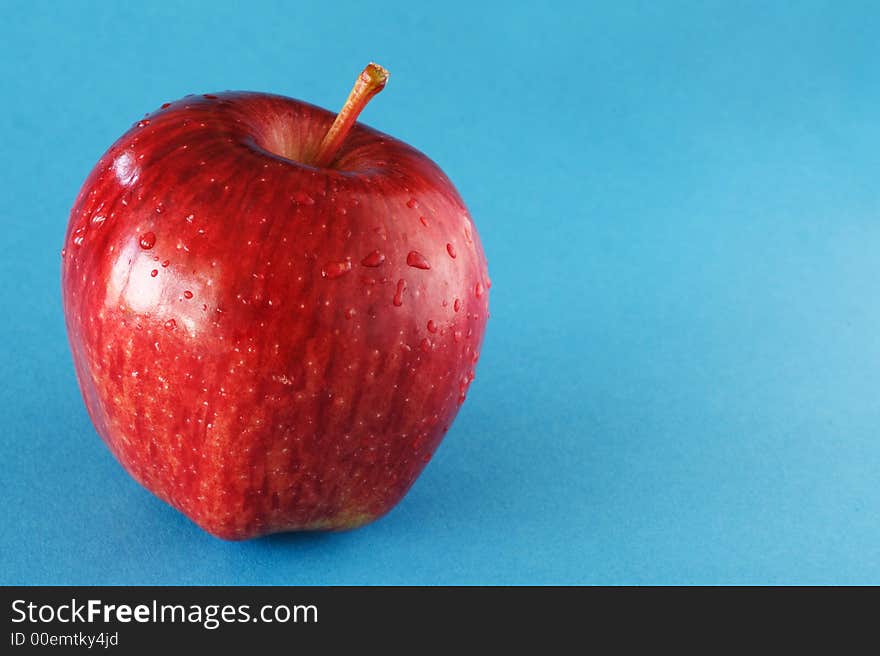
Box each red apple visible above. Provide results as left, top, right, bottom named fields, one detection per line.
left=61, top=64, right=490, bottom=540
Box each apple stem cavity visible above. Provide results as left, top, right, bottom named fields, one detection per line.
left=312, top=63, right=390, bottom=168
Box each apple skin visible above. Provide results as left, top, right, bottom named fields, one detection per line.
left=61, top=92, right=489, bottom=540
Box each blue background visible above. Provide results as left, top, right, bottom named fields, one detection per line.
left=2, top=0, right=880, bottom=584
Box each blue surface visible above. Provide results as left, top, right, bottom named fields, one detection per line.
left=2, top=1, right=880, bottom=584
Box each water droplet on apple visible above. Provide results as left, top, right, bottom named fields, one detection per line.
left=406, top=251, right=430, bottom=270
left=419, top=338, right=431, bottom=352
left=164, top=319, right=177, bottom=331
left=427, top=320, right=438, bottom=333
left=139, top=232, right=156, bottom=249
left=344, top=308, right=356, bottom=319
left=454, top=298, right=461, bottom=312
left=203, top=94, right=218, bottom=99
left=406, top=198, right=419, bottom=209
left=91, top=215, right=106, bottom=227
left=361, top=250, right=385, bottom=267
left=136, top=119, right=150, bottom=128
left=393, top=279, right=406, bottom=306
left=72, top=226, right=86, bottom=246
left=419, top=216, right=429, bottom=227
left=322, top=260, right=352, bottom=279
left=183, top=290, right=193, bottom=299
left=161, top=259, right=169, bottom=267
left=446, top=243, right=456, bottom=259
left=60, top=248, right=66, bottom=258
left=161, top=102, right=171, bottom=109
left=475, top=282, right=484, bottom=298
left=294, top=191, right=314, bottom=205
left=150, top=269, right=158, bottom=277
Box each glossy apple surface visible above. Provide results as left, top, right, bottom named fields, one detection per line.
left=61, top=90, right=489, bottom=539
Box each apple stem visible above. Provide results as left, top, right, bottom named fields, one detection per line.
left=312, top=63, right=390, bottom=168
